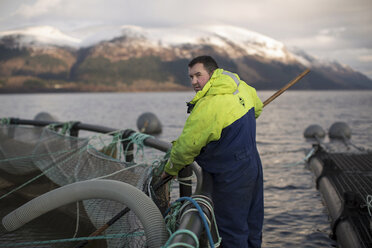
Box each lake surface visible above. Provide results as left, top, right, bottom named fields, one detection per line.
left=1, top=90, right=371, bottom=247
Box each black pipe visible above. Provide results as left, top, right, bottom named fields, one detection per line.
left=169, top=171, right=219, bottom=247
left=10, top=118, right=54, bottom=127
left=121, top=129, right=136, bottom=162
left=8, top=118, right=171, bottom=152
left=178, top=166, right=193, bottom=197
left=143, top=138, right=171, bottom=152
left=194, top=170, right=213, bottom=198
left=69, top=121, right=80, bottom=137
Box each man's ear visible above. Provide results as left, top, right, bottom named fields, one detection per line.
left=208, top=69, right=215, bottom=78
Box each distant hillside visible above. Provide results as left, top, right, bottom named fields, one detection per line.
left=0, top=25, right=371, bottom=93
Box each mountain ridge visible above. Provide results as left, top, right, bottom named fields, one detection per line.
left=0, top=25, right=371, bottom=93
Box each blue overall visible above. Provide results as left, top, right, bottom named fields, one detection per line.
left=195, top=108, right=264, bottom=248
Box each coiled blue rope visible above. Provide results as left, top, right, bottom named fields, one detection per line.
left=164, top=196, right=215, bottom=248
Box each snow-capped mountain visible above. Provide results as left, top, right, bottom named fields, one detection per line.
left=118, top=25, right=291, bottom=60
left=81, top=25, right=300, bottom=64
left=0, top=25, right=371, bottom=92
left=0, top=24, right=355, bottom=69
left=82, top=25, right=368, bottom=78
left=0, top=26, right=81, bottom=48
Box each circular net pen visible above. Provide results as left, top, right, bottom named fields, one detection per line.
left=0, top=123, right=171, bottom=248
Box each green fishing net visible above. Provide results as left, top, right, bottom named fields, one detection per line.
left=0, top=123, right=170, bottom=248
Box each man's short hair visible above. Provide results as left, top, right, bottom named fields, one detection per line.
left=188, top=55, right=219, bottom=75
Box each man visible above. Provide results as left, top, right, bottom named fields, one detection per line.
left=163, top=55, right=264, bottom=248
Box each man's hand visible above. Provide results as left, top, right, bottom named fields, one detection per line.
left=152, top=172, right=175, bottom=191
left=161, top=171, right=175, bottom=180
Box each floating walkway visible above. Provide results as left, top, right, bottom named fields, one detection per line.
left=305, top=123, right=372, bottom=248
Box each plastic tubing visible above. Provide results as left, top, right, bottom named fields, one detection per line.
left=2, top=179, right=168, bottom=248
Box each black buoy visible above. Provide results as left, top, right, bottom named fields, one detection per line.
left=34, top=112, right=58, bottom=122
left=329, top=122, right=351, bottom=140
left=137, top=112, right=162, bottom=134
left=304, top=124, right=325, bottom=140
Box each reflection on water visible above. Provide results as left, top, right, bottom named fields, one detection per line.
left=1, top=90, right=371, bottom=247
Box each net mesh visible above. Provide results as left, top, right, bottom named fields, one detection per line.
left=0, top=123, right=170, bottom=248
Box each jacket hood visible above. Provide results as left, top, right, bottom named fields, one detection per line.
left=190, top=69, right=239, bottom=104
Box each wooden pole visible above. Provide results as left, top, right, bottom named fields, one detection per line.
left=263, top=69, right=310, bottom=108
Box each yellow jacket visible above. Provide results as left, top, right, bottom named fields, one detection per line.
left=164, top=68, right=263, bottom=175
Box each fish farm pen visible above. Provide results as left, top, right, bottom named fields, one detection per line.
left=0, top=114, right=220, bottom=248
left=304, top=122, right=372, bottom=248
left=1, top=112, right=372, bottom=248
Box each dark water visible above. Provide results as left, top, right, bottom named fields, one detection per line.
left=1, top=90, right=371, bottom=247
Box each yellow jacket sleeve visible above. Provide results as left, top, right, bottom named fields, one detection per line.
left=164, top=96, right=224, bottom=175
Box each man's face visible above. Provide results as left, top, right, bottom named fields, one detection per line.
left=188, top=63, right=211, bottom=92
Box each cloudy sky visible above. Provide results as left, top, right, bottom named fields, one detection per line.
left=0, top=0, right=371, bottom=78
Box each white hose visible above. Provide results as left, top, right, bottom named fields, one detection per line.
left=2, top=179, right=168, bottom=248
left=191, top=162, right=203, bottom=193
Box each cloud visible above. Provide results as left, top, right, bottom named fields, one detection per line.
left=0, top=0, right=371, bottom=78
left=14, top=0, right=62, bottom=18
left=359, top=55, right=372, bottom=63
left=318, top=27, right=346, bottom=36
left=2, top=0, right=371, bottom=36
